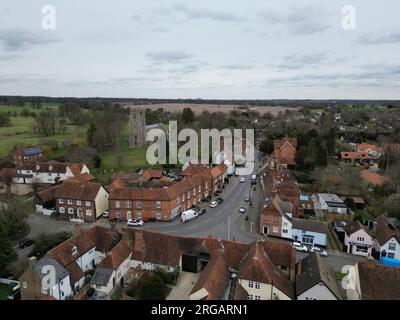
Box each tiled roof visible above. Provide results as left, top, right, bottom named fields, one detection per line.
left=48, top=230, right=96, bottom=267
left=0, top=168, right=17, bottom=181
left=238, top=241, right=294, bottom=299
left=85, top=226, right=122, bottom=253
left=274, top=138, right=298, bottom=150
left=345, top=220, right=372, bottom=237
left=55, top=181, right=104, bottom=201
left=190, top=254, right=230, bottom=300
left=374, top=215, right=400, bottom=246
left=292, top=218, right=328, bottom=234
left=360, top=170, right=387, bottom=186
left=65, top=261, right=85, bottom=284
left=358, top=261, right=400, bottom=300
left=68, top=163, right=85, bottom=176
left=142, top=169, right=163, bottom=181
left=296, top=253, right=344, bottom=299
left=340, top=152, right=376, bottom=160
left=98, top=240, right=131, bottom=270
left=356, top=144, right=378, bottom=152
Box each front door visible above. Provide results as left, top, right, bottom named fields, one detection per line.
left=127, top=211, right=132, bottom=221
left=263, top=225, right=269, bottom=235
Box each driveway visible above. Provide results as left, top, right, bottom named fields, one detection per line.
left=166, top=271, right=201, bottom=300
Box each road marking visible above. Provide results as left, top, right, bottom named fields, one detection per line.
left=186, top=224, right=199, bottom=230
left=205, top=217, right=213, bottom=223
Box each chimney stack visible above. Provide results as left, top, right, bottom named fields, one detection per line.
left=73, top=224, right=82, bottom=236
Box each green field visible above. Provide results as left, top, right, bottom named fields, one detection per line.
left=0, top=115, right=81, bottom=158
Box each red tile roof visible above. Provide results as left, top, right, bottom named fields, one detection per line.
left=360, top=170, right=388, bottom=186
left=98, top=240, right=131, bottom=269
left=142, top=169, right=163, bottom=181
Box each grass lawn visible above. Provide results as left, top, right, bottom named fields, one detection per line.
left=0, top=283, right=14, bottom=300
left=0, top=113, right=81, bottom=158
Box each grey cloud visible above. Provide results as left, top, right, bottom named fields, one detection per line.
left=219, top=64, right=254, bottom=70
left=358, top=31, right=400, bottom=45
left=173, top=3, right=245, bottom=22
left=0, top=29, right=59, bottom=52
left=259, top=5, right=331, bottom=35
left=146, top=50, right=195, bottom=64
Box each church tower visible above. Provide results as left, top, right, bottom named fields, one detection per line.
left=129, top=108, right=146, bottom=147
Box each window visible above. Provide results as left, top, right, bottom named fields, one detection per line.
left=182, top=194, right=185, bottom=201
left=136, top=201, right=141, bottom=209
left=116, top=201, right=120, bottom=209
left=205, top=182, right=208, bottom=188
left=255, top=282, right=260, bottom=290
left=68, top=208, right=74, bottom=214
left=248, top=281, right=254, bottom=288
left=156, top=201, right=161, bottom=208
left=389, top=243, right=396, bottom=251
left=193, top=188, right=196, bottom=195
left=283, top=222, right=288, bottom=227
left=116, top=211, right=121, bottom=219
left=247, top=294, right=253, bottom=300
left=156, top=211, right=161, bottom=220
left=86, top=209, right=92, bottom=216
left=136, top=212, right=142, bottom=219
left=283, top=229, right=288, bottom=234
left=303, top=236, right=314, bottom=245
left=126, top=201, right=131, bottom=209
left=86, top=201, right=91, bottom=207
left=388, top=253, right=395, bottom=258
left=356, top=246, right=368, bottom=253
left=357, top=237, right=365, bottom=242
left=254, top=295, right=261, bottom=300
left=76, top=200, right=81, bottom=206
left=59, top=199, right=64, bottom=204
left=198, top=186, right=201, bottom=192
left=67, top=199, right=73, bottom=205
left=272, top=227, right=279, bottom=233
left=59, top=207, right=65, bottom=213
left=187, top=192, right=190, bottom=199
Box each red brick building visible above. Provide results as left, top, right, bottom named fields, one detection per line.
left=108, top=165, right=227, bottom=222
left=12, top=147, right=46, bottom=166
left=274, top=138, right=297, bottom=167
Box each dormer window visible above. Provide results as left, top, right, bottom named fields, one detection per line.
left=72, top=245, right=78, bottom=256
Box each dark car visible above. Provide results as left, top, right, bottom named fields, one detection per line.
left=203, top=195, right=212, bottom=202
left=199, top=208, right=207, bottom=215
left=19, top=238, right=35, bottom=249
left=216, top=197, right=223, bottom=204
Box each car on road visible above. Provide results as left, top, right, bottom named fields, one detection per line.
left=198, top=208, right=207, bottom=215
left=292, top=242, right=309, bottom=252
left=216, top=197, right=223, bottom=204
left=102, top=211, right=109, bottom=218
left=309, top=246, right=328, bottom=257
left=19, top=238, right=35, bottom=249
left=210, top=201, right=218, bottom=208
left=244, top=194, right=251, bottom=202
left=239, top=207, right=246, bottom=213
left=127, top=219, right=144, bottom=227
left=181, top=209, right=199, bottom=223
left=239, top=177, right=245, bottom=183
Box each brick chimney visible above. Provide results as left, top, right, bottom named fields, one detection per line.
left=73, top=224, right=82, bottom=237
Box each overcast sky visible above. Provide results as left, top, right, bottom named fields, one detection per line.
left=0, top=0, right=399, bottom=99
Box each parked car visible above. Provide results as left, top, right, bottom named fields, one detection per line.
left=216, top=197, right=223, bottom=204
left=210, top=201, right=218, bottom=208
left=181, top=209, right=199, bottom=223
left=244, top=194, right=251, bottom=202
left=292, top=242, right=308, bottom=252
left=239, top=207, right=246, bottom=213
left=102, top=211, right=109, bottom=218
left=127, top=219, right=144, bottom=227
left=309, top=246, right=328, bottom=257
left=203, top=195, right=212, bottom=202
left=19, top=238, right=35, bottom=249
left=198, top=208, right=207, bottom=215
left=239, top=177, right=245, bottom=183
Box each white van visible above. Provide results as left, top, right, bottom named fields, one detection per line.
left=181, top=209, right=199, bottom=223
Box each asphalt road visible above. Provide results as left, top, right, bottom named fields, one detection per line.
left=143, top=174, right=258, bottom=243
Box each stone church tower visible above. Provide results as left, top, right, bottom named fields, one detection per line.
left=129, top=108, right=146, bottom=147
